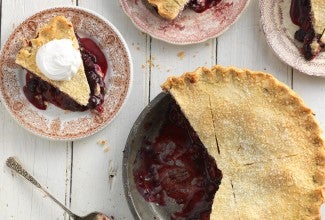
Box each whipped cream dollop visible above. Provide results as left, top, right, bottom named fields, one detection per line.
left=36, top=39, right=82, bottom=81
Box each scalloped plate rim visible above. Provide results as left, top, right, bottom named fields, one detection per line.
left=259, top=0, right=325, bottom=77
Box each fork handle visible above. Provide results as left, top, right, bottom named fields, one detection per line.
left=6, top=157, right=80, bottom=219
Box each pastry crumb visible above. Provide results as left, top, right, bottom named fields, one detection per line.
left=97, top=139, right=110, bottom=152
left=177, top=51, right=185, bottom=60
left=142, top=56, right=157, bottom=69
left=146, top=58, right=155, bottom=68
left=97, top=139, right=107, bottom=145
left=103, top=146, right=110, bottom=152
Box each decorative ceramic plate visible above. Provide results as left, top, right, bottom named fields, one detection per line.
left=0, top=7, right=133, bottom=140
left=259, top=0, right=325, bottom=77
left=119, top=0, right=250, bottom=44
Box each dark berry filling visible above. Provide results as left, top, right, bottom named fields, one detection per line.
left=133, top=100, right=222, bottom=220
left=187, top=0, right=221, bottom=13
left=24, top=37, right=108, bottom=112
left=24, top=72, right=86, bottom=111
left=290, top=0, right=324, bottom=60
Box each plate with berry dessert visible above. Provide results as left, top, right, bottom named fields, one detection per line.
left=259, top=0, right=325, bottom=76
left=119, top=0, right=250, bottom=44
left=0, top=7, right=132, bottom=140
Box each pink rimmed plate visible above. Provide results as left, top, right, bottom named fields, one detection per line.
left=259, top=0, right=325, bottom=76
left=0, top=7, right=133, bottom=140
left=119, top=0, right=250, bottom=45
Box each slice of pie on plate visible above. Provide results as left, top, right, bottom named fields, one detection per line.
left=162, top=65, right=325, bottom=219
left=290, top=0, right=325, bottom=60
left=311, top=0, right=325, bottom=40
left=306, top=0, right=324, bottom=59
left=16, top=16, right=90, bottom=107
left=148, top=0, right=190, bottom=20
left=147, top=0, right=222, bottom=20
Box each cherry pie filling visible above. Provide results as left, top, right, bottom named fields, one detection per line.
left=187, top=0, right=221, bottom=13
left=290, top=0, right=324, bottom=60
left=23, top=36, right=108, bottom=112
left=134, top=100, right=222, bottom=220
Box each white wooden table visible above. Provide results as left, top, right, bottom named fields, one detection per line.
left=0, top=0, right=324, bottom=219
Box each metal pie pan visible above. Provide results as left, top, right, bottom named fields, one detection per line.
left=122, top=93, right=182, bottom=219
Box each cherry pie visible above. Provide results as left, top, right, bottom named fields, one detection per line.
left=158, top=65, right=325, bottom=219
left=290, top=0, right=325, bottom=60
left=148, top=0, right=221, bottom=20
left=16, top=16, right=107, bottom=112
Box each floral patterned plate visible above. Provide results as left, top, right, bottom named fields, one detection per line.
left=119, top=0, right=250, bottom=44
left=259, top=0, right=325, bottom=76
left=0, top=7, right=133, bottom=140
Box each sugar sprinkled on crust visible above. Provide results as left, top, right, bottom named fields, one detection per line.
left=162, top=65, right=325, bottom=219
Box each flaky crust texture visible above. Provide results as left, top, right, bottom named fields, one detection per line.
left=162, top=65, right=325, bottom=219
left=148, top=0, right=189, bottom=20
left=15, top=16, right=90, bottom=106
left=311, top=0, right=325, bottom=41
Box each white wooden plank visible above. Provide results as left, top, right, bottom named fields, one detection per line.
left=0, top=0, right=324, bottom=220
left=150, top=39, right=217, bottom=99
left=292, top=71, right=325, bottom=132
left=0, top=1, right=74, bottom=220
left=70, top=1, right=149, bottom=219
left=217, top=0, right=292, bottom=85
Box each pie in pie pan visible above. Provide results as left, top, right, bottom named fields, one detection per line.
left=124, top=65, right=325, bottom=219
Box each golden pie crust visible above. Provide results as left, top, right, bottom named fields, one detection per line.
left=162, top=65, right=325, bottom=219
left=311, top=0, right=325, bottom=43
left=148, top=0, right=189, bottom=20
left=16, top=16, right=90, bottom=106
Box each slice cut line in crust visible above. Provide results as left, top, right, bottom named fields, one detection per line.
left=161, top=65, right=325, bottom=219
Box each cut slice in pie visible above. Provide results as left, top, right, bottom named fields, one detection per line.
left=162, top=65, right=325, bottom=219
left=16, top=16, right=91, bottom=108
left=290, top=0, right=325, bottom=60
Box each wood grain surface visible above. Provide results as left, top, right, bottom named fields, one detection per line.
left=0, top=0, right=324, bottom=219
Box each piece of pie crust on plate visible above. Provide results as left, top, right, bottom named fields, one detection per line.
left=148, top=0, right=189, bottom=20
left=291, top=0, right=325, bottom=60
left=16, top=16, right=90, bottom=107
left=309, top=0, right=325, bottom=57
left=162, top=65, right=325, bottom=219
